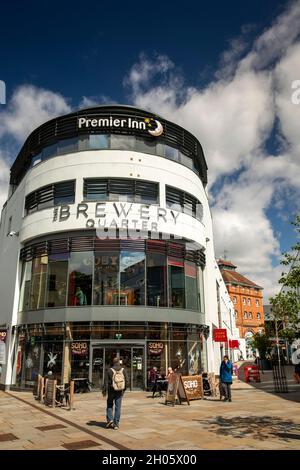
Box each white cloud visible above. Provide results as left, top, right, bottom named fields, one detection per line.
left=124, top=1, right=300, bottom=300
left=78, top=95, right=114, bottom=109
left=0, top=85, right=71, bottom=142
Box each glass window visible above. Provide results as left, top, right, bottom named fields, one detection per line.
left=120, top=251, right=145, bottom=306
left=42, top=143, right=58, bottom=160
left=233, top=296, right=237, bottom=304
left=249, top=312, right=253, bottom=319
left=198, top=267, right=205, bottom=313
left=29, top=256, right=48, bottom=310
left=257, top=313, right=261, bottom=320
left=108, top=179, right=135, bottom=202
left=180, top=152, right=193, bottom=169
left=256, top=299, right=259, bottom=307
left=136, top=137, right=157, bottom=154
left=54, top=181, right=75, bottom=205
left=110, top=134, right=135, bottom=150
left=185, top=262, right=198, bottom=311
left=68, top=252, right=93, bottom=306
left=89, top=134, right=109, bottom=149
left=94, top=253, right=119, bottom=305
left=168, top=257, right=185, bottom=308
left=19, top=260, right=32, bottom=311
left=46, top=253, right=69, bottom=308
left=147, top=253, right=167, bottom=307
left=31, top=153, right=42, bottom=167
left=78, top=135, right=89, bottom=151
left=83, top=179, right=108, bottom=201
left=248, top=298, right=251, bottom=305
left=235, top=310, right=238, bottom=319
left=244, top=311, right=247, bottom=319
left=165, top=145, right=179, bottom=161
left=58, top=137, right=78, bottom=155
left=243, top=297, right=246, bottom=305
left=156, top=142, right=165, bottom=157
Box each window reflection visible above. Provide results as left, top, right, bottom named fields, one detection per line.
left=46, top=253, right=69, bottom=308
left=30, top=134, right=201, bottom=178
left=89, top=134, right=109, bottom=149
left=185, top=262, right=198, bottom=311
left=147, top=253, right=167, bottom=307
left=94, top=253, right=119, bottom=305
left=19, top=243, right=203, bottom=312
left=68, top=252, right=93, bottom=306
left=19, top=260, right=32, bottom=311
left=168, top=258, right=185, bottom=308
left=120, top=251, right=145, bottom=305
left=29, top=256, right=48, bottom=310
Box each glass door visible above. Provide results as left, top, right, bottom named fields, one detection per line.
left=90, top=344, right=145, bottom=391
left=91, top=348, right=104, bottom=389
left=132, top=347, right=144, bottom=390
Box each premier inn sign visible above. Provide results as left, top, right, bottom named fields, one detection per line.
left=53, top=202, right=181, bottom=232
left=78, top=116, right=164, bottom=136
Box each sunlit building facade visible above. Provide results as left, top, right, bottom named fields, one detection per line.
left=0, top=105, right=236, bottom=390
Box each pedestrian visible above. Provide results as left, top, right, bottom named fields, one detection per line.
left=102, top=357, right=129, bottom=430
left=220, top=355, right=233, bottom=402
left=167, top=366, right=174, bottom=381
left=293, top=364, right=300, bottom=384
left=148, top=366, right=158, bottom=397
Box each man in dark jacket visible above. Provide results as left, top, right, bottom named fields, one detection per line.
left=102, top=357, right=129, bottom=430
left=220, top=355, right=233, bottom=402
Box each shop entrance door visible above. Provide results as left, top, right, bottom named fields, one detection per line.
left=90, top=344, right=145, bottom=391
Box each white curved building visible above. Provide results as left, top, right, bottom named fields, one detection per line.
left=0, top=105, right=238, bottom=390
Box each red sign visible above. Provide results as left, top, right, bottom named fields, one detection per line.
left=213, top=329, right=228, bottom=342
left=229, top=340, right=239, bottom=349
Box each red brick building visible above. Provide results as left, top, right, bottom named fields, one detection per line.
left=218, top=259, right=264, bottom=339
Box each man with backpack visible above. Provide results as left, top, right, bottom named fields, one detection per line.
left=102, top=357, right=129, bottom=430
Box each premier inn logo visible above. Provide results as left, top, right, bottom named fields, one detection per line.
left=78, top=116, right=164, bottom=136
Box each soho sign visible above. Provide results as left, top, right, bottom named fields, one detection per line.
left=53, top=202, right=181, bottom=232
left=78, top=116, right=164, bottom=136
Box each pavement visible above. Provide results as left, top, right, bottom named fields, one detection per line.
left=0, top=367, right=300, bottom=450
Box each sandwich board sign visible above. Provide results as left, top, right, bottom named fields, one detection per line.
left=165, top=373, right=190, bottom=406
left=181, top=375, right=203, bottom=401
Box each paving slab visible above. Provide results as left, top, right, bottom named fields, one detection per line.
left=0, top=378, right=300, bottom=450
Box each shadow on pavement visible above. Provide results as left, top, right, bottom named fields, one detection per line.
left=195, top=415, right=300, bottom=441
left=237, top=363, right=300, bottom=403
left=86, top=420, right=107, bottom=428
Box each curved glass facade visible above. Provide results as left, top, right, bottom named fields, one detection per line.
left=31, top=134, right=201, bottom=176
left=19, top=239, right=204, bottom=312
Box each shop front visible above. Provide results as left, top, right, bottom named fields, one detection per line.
left=12, top=322, right=209, bottom=391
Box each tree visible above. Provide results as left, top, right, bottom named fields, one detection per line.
left=269, top=215, right=300, bottom=340
left=251, top=332, right=271, bottom=359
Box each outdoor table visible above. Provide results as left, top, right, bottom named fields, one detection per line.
left=155, top=379, right=168, bottom=396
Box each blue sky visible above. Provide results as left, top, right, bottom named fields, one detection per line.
left=0, top=0, right=300, bottom=298
left=0, top=0, right=285, bottom=102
